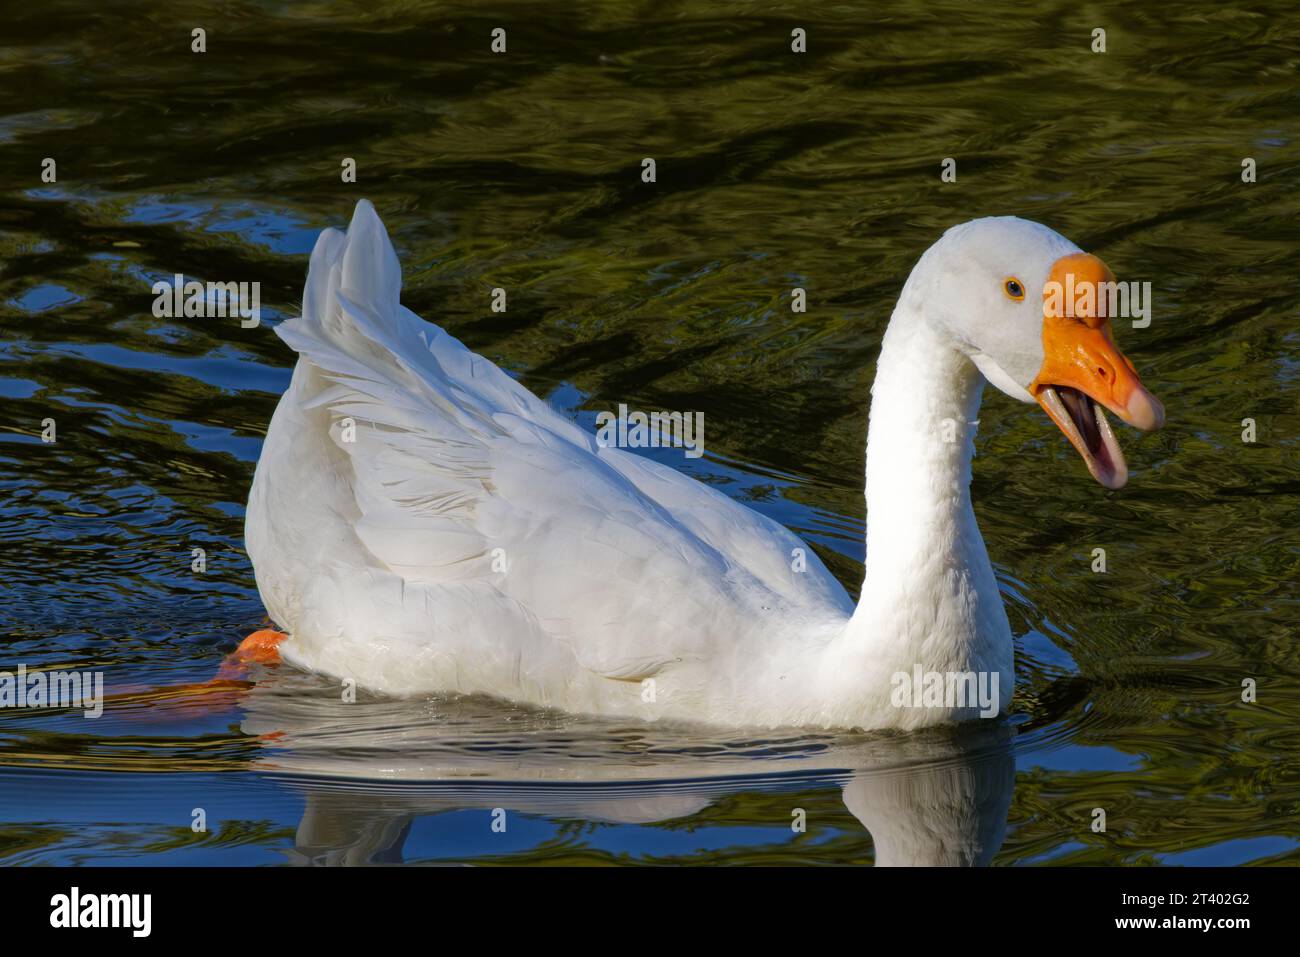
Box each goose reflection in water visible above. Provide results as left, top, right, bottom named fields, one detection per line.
left=226, top=672, right=1015, bottom=867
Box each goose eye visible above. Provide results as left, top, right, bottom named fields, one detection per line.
left=1003, top=278, right=1025, bottom=301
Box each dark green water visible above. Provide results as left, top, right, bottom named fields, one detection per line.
left=0, top=1, right=1297, bottom=864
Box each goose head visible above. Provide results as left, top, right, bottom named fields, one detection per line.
left=907, top=216, right=1165, bottom=489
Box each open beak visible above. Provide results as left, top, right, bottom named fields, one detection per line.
left=1029, top=253, right=1164, bottom=490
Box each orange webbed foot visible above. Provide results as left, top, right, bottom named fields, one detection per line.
left=214, top=628, right=288, bottom=681
left=102, top=628, right=289, bottom=722
left=233, top=628, right=288, bottom=665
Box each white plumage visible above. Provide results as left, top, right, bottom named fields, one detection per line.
left=247, top=201, right=1115, bottom=730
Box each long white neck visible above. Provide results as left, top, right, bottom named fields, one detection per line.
left=862, top=310, right=985, bottom=593
left=821, top=303, right=1013, bottom=727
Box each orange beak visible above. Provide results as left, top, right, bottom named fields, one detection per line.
left=1028, top=253, right=1164, bottom=489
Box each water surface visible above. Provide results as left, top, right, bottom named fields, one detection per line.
left=0, top=0, right=1297, bottom=865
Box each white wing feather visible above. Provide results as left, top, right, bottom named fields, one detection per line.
left=245, top=201, right=851, bottom=707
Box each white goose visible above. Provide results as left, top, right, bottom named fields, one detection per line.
left=241, top=201, right=1163, bottom=731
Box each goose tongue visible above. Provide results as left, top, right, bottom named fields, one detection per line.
left=1036, top=385, right=1128, bottom=489
left=1059, top=386, right=1101, bottom=454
